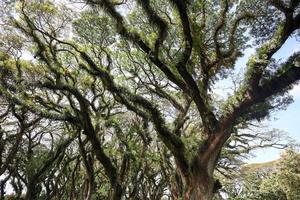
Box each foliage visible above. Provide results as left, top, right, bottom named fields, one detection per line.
left=220, top=149, right=300, bottom=200
left=0, top=0, right=300, bottom=199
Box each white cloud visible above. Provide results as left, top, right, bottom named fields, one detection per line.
left=292, top=47, right=300, bottom=54
left=290, top=83, right=300, bottom=99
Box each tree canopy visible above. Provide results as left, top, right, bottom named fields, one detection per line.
left=219, top=149, right=300, bottom=200
left=0, top=0, right=300, bottom=199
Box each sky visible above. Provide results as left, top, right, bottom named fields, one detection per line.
left=229, top=36, right=300, bottom=163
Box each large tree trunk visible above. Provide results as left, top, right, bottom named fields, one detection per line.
left=184, top=175, right=215, bottom=200
left=171, top=169, right=216, bottom=200
left=25, top=181, right=42, bottom=200
left=173, top=140, right=222, bottom=200
left=182, top=130, right=228, bottom=200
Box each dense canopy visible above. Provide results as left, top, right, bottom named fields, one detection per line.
left=0, top=0, right=300, bottom=199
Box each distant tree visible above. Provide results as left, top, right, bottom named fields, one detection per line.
left=259, top=149, right=300, bottom=200
left=219, top=149, right=300, bottom=200
left=1, top=0, right=300, bottom=199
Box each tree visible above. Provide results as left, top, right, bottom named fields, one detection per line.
left=219, top=149, right=300, bottom=200
left=0, top=0, right=300, bottom=199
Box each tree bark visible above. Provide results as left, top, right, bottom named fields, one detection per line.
left=174, top=135, right=223, bottom=200
left=184, top=176, right=215, bottom=200
left=171, top=172, right=216, bottom=200
left=25, top=181, right=42, bottom=200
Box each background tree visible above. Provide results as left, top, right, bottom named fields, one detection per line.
left=218, top=149, right=300, bottom=200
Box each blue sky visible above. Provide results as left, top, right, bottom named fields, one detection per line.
left=250, top=95, right=300, bottom=163
left=236, top=37, right=300, bottom=163
left=213, top=36, right=300, bottom=163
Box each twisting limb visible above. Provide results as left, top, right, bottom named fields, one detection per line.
left=137, top=0, right=168, bottom=57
